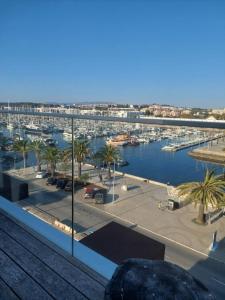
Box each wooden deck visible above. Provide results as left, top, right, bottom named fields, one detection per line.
left=0, top=210, right=106, bottom=300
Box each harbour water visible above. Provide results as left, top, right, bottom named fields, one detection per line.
left=1, top=127, right=224, bottom=186
left=91, top=138, right=225, bottom=186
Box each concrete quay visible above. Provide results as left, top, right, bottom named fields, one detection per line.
left=83, top=175, right=225, bottom=262
left=189, top=140, right=225, bottom=164
left=6, top=165, right=225, bottom=264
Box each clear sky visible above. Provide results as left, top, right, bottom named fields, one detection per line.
left=0, top=0, right=224, bottom=107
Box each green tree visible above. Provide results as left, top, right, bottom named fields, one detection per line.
left=94, top=144, right=120, bottom=179
left=13, top=140, right=30, bottom=169
left=42, top=146, right=60, bottom=177
left=59, top=149, right=71, bottom=177
left=79, top=173, right=89, bottom=185
left=177, top=170, right=225, bottom=224
left=29, top=140, right=44, bottom=172
left=0, top=135, right=10, bottom=151
left=70, top=140, right=90, bottom=178
left=145, top=109, right=151, bottom=116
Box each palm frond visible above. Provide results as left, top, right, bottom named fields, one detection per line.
left=177, top=169, right=225, bottom=211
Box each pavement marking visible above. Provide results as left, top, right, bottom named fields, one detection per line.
left=78, top=200, right=225, bottom=266
left=212, top=278, right=225, bottom=287
left=15, top=170, right=225, bottom=267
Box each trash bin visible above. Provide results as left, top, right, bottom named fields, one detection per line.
left=168, top=200, right=175, bottom=211
left=168, top=199, right=179, bottom=210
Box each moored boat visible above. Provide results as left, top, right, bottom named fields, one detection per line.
left=106, top=134, right=130, bottom=146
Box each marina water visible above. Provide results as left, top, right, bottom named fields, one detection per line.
left=91, top=137, right=225, bottom=186
left=1, top=129, right=224, bottom=187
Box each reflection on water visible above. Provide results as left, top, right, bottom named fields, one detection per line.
left=91, top=138, right=224, bottom=186
left=1, top=130, right=224, bottom=186
left=117, top=141, right=223, bottom=185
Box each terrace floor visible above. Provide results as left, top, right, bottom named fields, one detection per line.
left=0, top=209, right=106, bottom=300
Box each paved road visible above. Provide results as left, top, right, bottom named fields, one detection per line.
left=73, top=202, right=225, bottom=299
left=78, top=202, right=225, bottom=299
left=135, top=225, right=225, bottom=300
left=22, top=177, right=225, bottom=299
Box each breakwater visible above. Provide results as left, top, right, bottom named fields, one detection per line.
left=189, top=142, right=225, bottom=165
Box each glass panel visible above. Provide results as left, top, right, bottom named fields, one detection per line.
left=0, top=111, right=74, bottom=254
left=0, top=107, right=224, bottom=278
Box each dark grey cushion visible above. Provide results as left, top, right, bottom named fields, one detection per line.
left=105, top=259, right=215, bottom=300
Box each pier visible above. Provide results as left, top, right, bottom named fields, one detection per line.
left=189, top=140, right=225, bottom=164
left=162, top=135, right=224, bottom=152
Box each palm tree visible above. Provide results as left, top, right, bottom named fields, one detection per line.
left=94, top=144, right=120, bottom=179
left=60, top=149, right=71, bottom=177
left=29, top=140, right=44, bottom=172
left=0, top=135, right=10, bottom=151
left=13, top=140, right=30, bottom=169
left=71, top=140, right=90, bottom=178
left=42, top=146, right=60, bottom=177
left=177, top=170, right=225, bottom=224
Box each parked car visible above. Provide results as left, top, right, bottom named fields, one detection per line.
left=84, top=185, right=107, bottom=199
left=56, top=178, right=69, bottom=189
left=46, top=177, right=57, bottom=185
left=64, top=180, right=85, bottom=192
left=36, top=171, right=47, bottom=179
left=94, top=192, right=106, bottom=204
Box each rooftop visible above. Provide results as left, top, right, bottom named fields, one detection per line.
left=0, top=209, right=106, bottom=300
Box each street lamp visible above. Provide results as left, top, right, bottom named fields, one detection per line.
left=112, top=160, right=115, bottom=203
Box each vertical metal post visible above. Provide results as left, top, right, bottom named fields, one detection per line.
left=71, top=117, right=75, bottom=256
left=112, top=160, right=115, bottom=203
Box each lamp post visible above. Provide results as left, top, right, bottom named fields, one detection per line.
left=112, top=160, right=115, bottom=203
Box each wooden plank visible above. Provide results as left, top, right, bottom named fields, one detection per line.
left=0, top=278, right=20, bottom=300
left=0, top=249, right=52, bottom=300
left=0, top=214, right=105, bottom=300
left=0, top=230, right=87, bottom=300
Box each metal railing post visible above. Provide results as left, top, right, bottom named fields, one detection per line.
left=71, top=117, right=75, bottom=256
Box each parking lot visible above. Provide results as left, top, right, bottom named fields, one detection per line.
left=7, top=166, right=225, bottom=259
left=10, top=165, right=167, bottom=236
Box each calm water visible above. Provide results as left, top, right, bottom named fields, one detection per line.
left=1, top=131, right=224, bottom=186
left=90, top=138, right=225, bottom=186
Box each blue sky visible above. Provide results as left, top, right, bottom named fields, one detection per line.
left=0, top=0, right=224, bottom=107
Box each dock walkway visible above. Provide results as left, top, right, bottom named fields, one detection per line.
left=162, top=135, right=224, bottom=152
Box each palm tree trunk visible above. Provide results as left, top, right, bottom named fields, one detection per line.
left=51, top=163, right=55, bottom=178
left=197, top=201, right=205, bottom=224
left=78, top=162, right=81, bottom=178
left=108, top=164, right=111, bottom=179
left=62, top=162, right=66, bottom=178
left=23, top=153, right=26, bottom=170
left=36, top=153, right=41, bottom=172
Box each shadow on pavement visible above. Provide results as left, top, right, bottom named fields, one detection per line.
left=62, top=218, right=87, bottom=233
left=105, top=194, right=119, bottom=204
left=127, top=185, right=140, bottom=191
left=188, top=236, right=225, bottom=299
